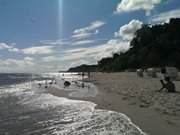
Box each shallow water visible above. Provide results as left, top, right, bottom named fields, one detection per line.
left=0, top=73, right=146, bottom=135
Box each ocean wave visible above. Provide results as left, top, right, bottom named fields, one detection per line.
left=0, top=74, right=147, bottom=135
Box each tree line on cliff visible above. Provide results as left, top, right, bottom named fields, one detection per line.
left=68, top=18, right=180, bottom=72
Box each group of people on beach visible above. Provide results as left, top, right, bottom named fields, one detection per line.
left=37, top=72, right=91, bottom=89
left=38, top=78, right=56, bottom=88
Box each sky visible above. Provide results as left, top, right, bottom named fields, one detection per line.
left=0, top=0, right=180, bottom=73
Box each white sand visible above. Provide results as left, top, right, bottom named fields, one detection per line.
left=47, top=72, right=180, bottom=135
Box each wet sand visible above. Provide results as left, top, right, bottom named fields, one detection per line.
left=47, top=72, right=180, bottom=135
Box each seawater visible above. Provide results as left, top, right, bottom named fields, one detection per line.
left=0, top=73, right=147, bottom=135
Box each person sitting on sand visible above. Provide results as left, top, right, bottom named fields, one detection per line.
left=159, top=77, right=176, bottom=93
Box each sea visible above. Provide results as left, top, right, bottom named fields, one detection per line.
left=0, top=73, right=147, bottom=135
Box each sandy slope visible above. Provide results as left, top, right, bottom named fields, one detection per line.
left=47, top=72, right=180, bottom=135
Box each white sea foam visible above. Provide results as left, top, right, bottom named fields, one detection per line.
left=34, top=75, right=98, bottom=98
left=0, top=82, right=32, bottom=96
left=19, top=93, right=97, bottom=112
left=0, top=74, right=147, bottom=135
left=17, top=90, right=146, bottom=135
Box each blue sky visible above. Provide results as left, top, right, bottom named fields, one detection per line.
left=0, top=0, right=180, bottom=72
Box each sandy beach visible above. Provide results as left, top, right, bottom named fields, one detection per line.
left=47, top=72, right=180, bottom=135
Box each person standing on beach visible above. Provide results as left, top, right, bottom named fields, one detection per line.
left=159, top=76, right=176, bottom=93
left=160, top=67, right=166, bottom=79
left=82, top=72, right=85, bottom=80
left=88, top=71, right=90, bottom=80
left=136, top=68, right=143, bottom=77
left=38, top=83, right=41, bottom=88
left=45, top=79, right=48, bottom=88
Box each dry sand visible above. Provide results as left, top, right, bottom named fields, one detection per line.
left=47, top=72, right=180, bottom=135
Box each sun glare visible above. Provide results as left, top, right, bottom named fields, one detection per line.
left=58, top=0, right=63, bottom=39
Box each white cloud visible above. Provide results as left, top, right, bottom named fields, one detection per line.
left=22, top=46, right=55, bottom=55
left=72, top=40, right=95, bottom=46
left=0, top=19, right=144, bottom=72
left=8, top=48, right=20, bottom=52
left=40, top=39, right=70, bottom=46
left=72, top=20, right=105, bottom=39
left=0, top=43, right=56, bottom=56
left=63, top=40, right=130, bottom=61
left=24, top=56, right=34, bottom=61
left=72, top=32, right=94, bottom=39
left=74, top=21, right=105, bottom=33
left=95, top=40, right=130, bottom=59
left=0, top=43, right=20, bottom=52
left=0, top=39, right=130, bottom=73
left=115, top=20, right=143, bottom=40
left=150, top=9, right=180, bottom=24
left=62, top=20, right=144, bottom=65
left=41, top=56, right=57, bottom=62
left=0, top=43, right=10, bottom=49
left=116, top=0, right=161, bottom=15
left=69, top=59, right=93, bottom=68
left=0, top=57, right=35, bottom=73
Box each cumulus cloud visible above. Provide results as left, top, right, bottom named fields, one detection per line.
left=22, top=46, right=55, bottom=55
left=2, top=58, right=34, bottom=67
left=0, top=39, right=130, bottom=72
left=69, top=59, right=94, bottom=68
left=116, top=0, right=161, bottom=15
left=63, top=40, right=130, bottom=61
left=62, top=19, right=144, bottom=65
left=0, top=43, right=20, bottom=52
left=93, top=40, right=130, bottom=60
left=150, top=9, right=180, bottom=24
left=8, top=48, right=20, bottom=52
left=115, top=20, right=143, bottom=40
left=72, top=20, right=105, bottom=39
left=0, top=43, right=10, bottom=49
left=0, top=57, right=35, bottom=73
left=0, top=19, right=144, bottom=72
left=0, top=42, right=57, bottom=57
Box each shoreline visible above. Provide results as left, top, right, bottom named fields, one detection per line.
left=47, top=72, right=180, bottom=135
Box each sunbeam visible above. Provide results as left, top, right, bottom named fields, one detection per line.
left=58, top=0, right=63, bottom=39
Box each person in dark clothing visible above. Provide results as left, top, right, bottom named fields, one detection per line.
left=64, top=81, right=71, bottom=88
left=38, top=83, right=41, bottom=88
left=159, top=77, right=176, bottom=93
left=161, top=67, right=166, bottom=74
